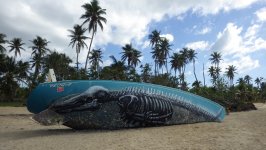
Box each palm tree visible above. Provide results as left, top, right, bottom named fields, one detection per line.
left=8, top=38, right=25, bottom=59
left=89, top=49, right=103, bottom=79
left=209, top=52, right=222, bottom=87
left=202, top=63, right=206, bottom=87
left=43, top=51, right=72, bottom=81
left=30, top=53, right=43, bottom=85
left=180, top=47, right=189, bottom=75
left=30, top=36, right=50, bottom=85
left=159, top=38, right=171, bottom=74
left=31, top=36, right=50, bottom=57
left=121, top=44, right=134, bottom=67
left=16, top=60, right=30, bottom=85
left=0, top=33, right=7, bottom=53
left=192, top=80, right=202, bottom=89
left=170, top=53, right=179, bottom=78
left=170, top=52, right=186, bottom=86
left=255, top=77, right=263, bottom=89
left=187, top=48, right=198, bottom=82
left=68, top=24, right=88, bottom=70
left=209, top=52, right=222, bottom=68
left=151, top=46, right=160, bottom=75
left=80, top=0, right=107, bottom=71
left=100, top=55, right=127, bottom=80
left=244, top=75, right=252, bottom=85
left=131, top=49, right=141, bottom=68
left=120, top=44, right=141, bottom=68
left=237, top=77, right=245, bottom=85
left=225, top=65, right=237, bottom=87
left=140, top=63, right=152, bottom=83
left=149, top=30, right=161, bottom=76
left=0, top=56, right=29, bottom=100
left=208, top=66, right=216, bottom=86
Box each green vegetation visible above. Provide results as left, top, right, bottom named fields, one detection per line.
left=0, top=0, right=265, bottom=110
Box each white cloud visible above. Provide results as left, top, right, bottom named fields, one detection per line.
left=212, top=22, right=266, bottom=57
left=255, top=7, right=266, bottom=22
left=102, top=59, right=113, bottom=67
left=197, top=27, right=212, bottom=35
left=185, top=41, right=210, bottom=51
left=141, top=40, right=150, bottom=49
left=139, top=56, right=144, bottom=62
left=220, top=56, right=260, bottom=74
left=211, top=22, right=266, bottom=74
left=161, top=34, right=174, bottom=42
left=0, top=0, right=262, bottom=65
left=211, top=23, right=243, bottom=56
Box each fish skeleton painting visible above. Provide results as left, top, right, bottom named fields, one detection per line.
left=30, top=81, right=225, bottom=129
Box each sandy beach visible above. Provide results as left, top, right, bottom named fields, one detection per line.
left=0, top=104, right=266, bottom=150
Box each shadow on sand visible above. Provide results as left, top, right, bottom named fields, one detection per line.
left=3, top=128, right=112, bottom=141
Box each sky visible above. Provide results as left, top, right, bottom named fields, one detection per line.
left=1, top=0, right=266, bottom=85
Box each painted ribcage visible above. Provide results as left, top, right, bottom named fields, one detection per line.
left=118, top=93, right=173, bottom=124
left=137, top=95, right=173, bottom=116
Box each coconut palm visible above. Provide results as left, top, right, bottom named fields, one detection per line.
left=0, top=56, right=29, bottom=100
left=121, top=44, right=134, bottom=67
left=159, top=38, right=171, bottom=74
left=68, top=24, right=88, bottom=70
left=80, top=0, right=107, bottom=71
left=170, top=52, right=183, bottom=78
left=89, top=49, right=103, bottom=79
left=131, top=49, right=141, bottom=68
left=244, top=75, right=252, bottom=85
left=120, top=44, right=141, bottom=68
left=179, top=47, right=189, bottom=75
left=237, top=77, right=245, bottom=85
left=0, top=56, right=18, bottom=100
left=151, top=45, right=160, bottom=75
left=225, top=65, right=237, bottom=87
left=30, top=36, right=50, bottom=85
left=8, top=38, right=25, bottom=59
left=100, top=55, right=126, bottom=80
left=31, top=36, right=50, bottom=57
left=149, top=30, right=161, bottom=47
left=30, top=53, right=43, bottom=84
left=140, top=63, right=152, bottom=83
left=255, top=77, right=263, bottom=89
left=43, top=51, right=72, bottom=81
left=0, top=33, right=7, bottom=54
left=208, top=66, right=216, bottom=86
left=209, top=51, right=222, bottom=86
left=170, top=53, right=179, bottom=78
left=192, top=80, right=202, bottom=89
left=16, top=60, right=30, bottom=84
left=187, top=48, right=198, bottom=82
left=209, top=52, right=222, bottom=68
left=149, top=30, right=161, bottom=76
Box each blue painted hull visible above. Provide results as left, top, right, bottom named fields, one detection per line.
left=27, top=80, right=225, bottom=121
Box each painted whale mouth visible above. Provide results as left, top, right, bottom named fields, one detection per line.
left=32, top=109, right=65, bottom=126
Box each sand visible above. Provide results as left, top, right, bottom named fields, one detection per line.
left=0, top=104, right=266, bottom=150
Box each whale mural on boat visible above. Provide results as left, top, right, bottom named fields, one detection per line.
left=28, top=80, right=225, bottom=129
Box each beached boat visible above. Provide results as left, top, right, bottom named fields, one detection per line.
left=27, top=80, right=225, bottom=129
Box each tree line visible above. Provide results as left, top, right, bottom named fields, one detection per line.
left=0, top=0, right=265, bottom=111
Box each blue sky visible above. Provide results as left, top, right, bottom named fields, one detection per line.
left=0, top=0, right=266, bottom=85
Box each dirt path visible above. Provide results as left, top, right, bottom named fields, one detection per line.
left=0, top=104, right=266, bottom=150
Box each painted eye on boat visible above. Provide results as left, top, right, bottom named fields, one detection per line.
left=85, top=97, right=93, bottom=102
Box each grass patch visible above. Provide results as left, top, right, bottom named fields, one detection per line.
left=0, top=101, right=25, bottom=107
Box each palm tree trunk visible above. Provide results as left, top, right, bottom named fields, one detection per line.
left=85, top=29, right=95, bottom=72
left=76, top=51, right=79, bottom=71
left=193, top=60, right=198, bottom=82
left=165, top=59, right=168, bottom=74
left=203, top=63, right=206, bottom=87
